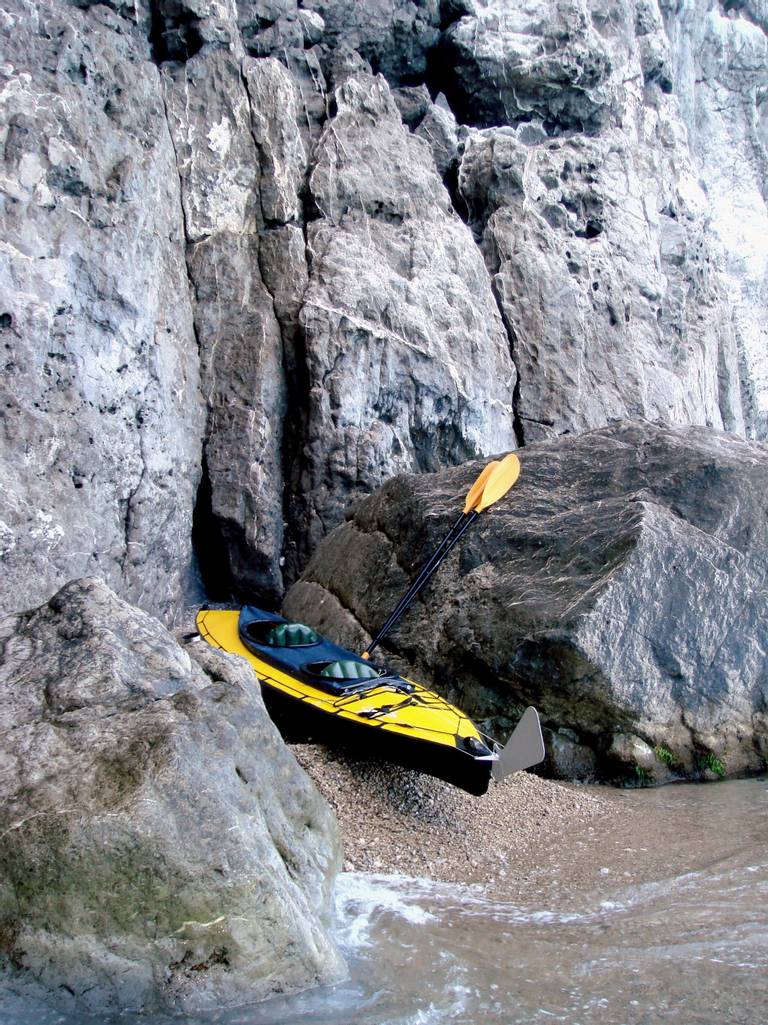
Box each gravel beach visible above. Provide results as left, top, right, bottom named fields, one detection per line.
left=291, top=744, right=627, bottom=896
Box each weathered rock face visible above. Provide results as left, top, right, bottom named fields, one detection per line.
left=437, top=0, right=617, bottom=132
left=1, top=0, right=766, bottom=618
left=463, top=120, right=741, bottom=438
left=663, top=0, right=768, bottom=439
left=294, top=71, right=518, bottom=571
left=147, top=0, right=523, bottom=595
left=0, top=0, right=204, bottom=622
left=284, top=422, right=768, bottom=783
left=0, top=577, right=345, bottom=1012
left=452, top=0, right=746, bottom=444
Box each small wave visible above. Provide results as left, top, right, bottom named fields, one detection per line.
left=333, top=871, right=599, bottom=941
left=334, top=873, right=439, bottom=949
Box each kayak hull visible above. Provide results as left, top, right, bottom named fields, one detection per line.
left=196, top=605, right=494, bottom=796
left=261, top=684, right=494, bottom=795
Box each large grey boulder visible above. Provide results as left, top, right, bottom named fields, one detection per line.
left=284, top=421, right=768, bottom=783
left=0, top=578, right=345, bottom=1012
left=0, top=1, right=204, bottom=622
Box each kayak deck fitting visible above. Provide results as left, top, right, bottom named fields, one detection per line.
left=196, top=604, right=544, bottom=796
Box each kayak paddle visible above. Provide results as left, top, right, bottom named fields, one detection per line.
left=361, top=461, right=500, bottom=658
left=362, top=452, right=521, bottom=659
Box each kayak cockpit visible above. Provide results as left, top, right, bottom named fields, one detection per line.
left=238, top=606, right=406, bottom=697
left=241, top=619, right=322, bottom=648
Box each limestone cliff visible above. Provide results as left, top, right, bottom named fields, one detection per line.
left=1, top=0, right=765, bottom=617
left=1, top=1, right=767, bottom=1008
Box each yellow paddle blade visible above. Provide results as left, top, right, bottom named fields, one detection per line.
left=474, top=452, right=521, bottom=512
left=462, top=460, right=500, bottom=515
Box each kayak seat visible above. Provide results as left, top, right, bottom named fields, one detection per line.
left=266, top=622, right=321, bottom=647
left=242, top=619, right=321, bottom=648
left=301, top=658, right=384, bottom=693
left=319, top=659, right=380, bottom=681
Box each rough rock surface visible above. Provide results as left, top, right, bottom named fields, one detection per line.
left=452, top=0, right=747, bottom=443
left=0, top=578, right=345, bottom=1012
left=1, top=0, right=767, bottom=616
left=664, top=0, right=768, bottom=438
left=0, top=0, right=204, bottom=622
left=437, top=0, right=618, bottom=131
left=284, top=421, right=768, bottom=783
left=294, top=71, right=518, bottom=571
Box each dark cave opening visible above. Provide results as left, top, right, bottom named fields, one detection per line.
left=191, top=455, right=235, bottom=605
left=147, top=0, right=204, bottom=64
left=192, top=454, right=284, bottom=612
left=438, top=0, right=474, bottom=32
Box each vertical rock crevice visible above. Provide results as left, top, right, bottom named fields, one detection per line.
left=154, top=64, right=214, bottom=606
left=492, top=283, right=527, bottom=449
left=159, top=47, right=296, bottom=608
left=190, top=455, right=234, bottom=602
left=239, top=54, right=319, bottom=592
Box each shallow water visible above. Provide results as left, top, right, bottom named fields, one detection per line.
left=2, top=778, right=767, bottom=1025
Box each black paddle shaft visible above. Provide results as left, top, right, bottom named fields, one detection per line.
left=365, top=510, right=479, bottom=657
left=366, top=510, right=466, bottom=655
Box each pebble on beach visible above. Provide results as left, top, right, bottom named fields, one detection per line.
left=291, top=744, right=622, bottom=893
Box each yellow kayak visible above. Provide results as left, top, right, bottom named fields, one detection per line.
left=197, top=605, right=544, bottom=796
